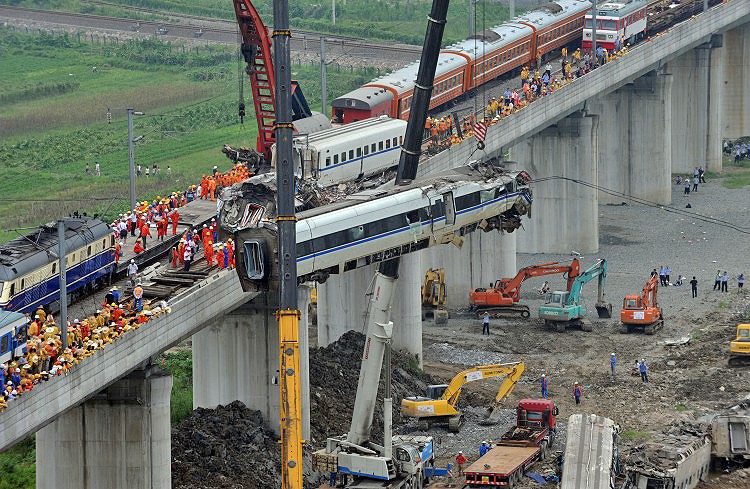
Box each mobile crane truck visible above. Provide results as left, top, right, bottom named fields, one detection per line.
left=400, top=361, right=524, bottom=432
left=469, top=259, right=580, bottom=318
left=539, top=258, right=612, bottom=332
left=464, top=398, right=558, bottom=488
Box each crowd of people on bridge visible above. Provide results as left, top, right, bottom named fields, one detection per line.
left=0, top=162, right=250, bottom=413
left=423, top=42, right=632, bottom=157
left=110, top=163, right=250, bottom=261
left=0, top=298, right=172, bottom=413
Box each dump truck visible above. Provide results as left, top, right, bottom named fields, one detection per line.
left=464, top=399, right=557, bottom=488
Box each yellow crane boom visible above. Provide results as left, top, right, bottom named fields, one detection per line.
left=401, top=361, right=525, bottom=432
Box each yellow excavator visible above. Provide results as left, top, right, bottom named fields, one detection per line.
left=401, top=361, right=525, bottom=432
left=729, top=324, right=750, bottom=367
left=422, top=268, right=448, bottom=324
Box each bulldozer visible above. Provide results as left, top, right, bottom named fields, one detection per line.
left=620, top=274, right=664, bottom=334
left=400, top=361, right=524, bottom=432
left=729, top=324, right=750, bottom=367
left=422, top=268, right=448, bottom=324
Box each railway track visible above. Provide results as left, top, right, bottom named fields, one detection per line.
left=0, top=4, right=422, bottom=60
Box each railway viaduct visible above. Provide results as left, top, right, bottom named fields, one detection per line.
left=1, top=2, right=749, bottom=488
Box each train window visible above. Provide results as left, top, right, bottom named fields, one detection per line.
left=296, top=240, right=313, bottom=258
left=347, top=225, right=365, bottom=241
left=326, top=157, right=332, bottom=167
left=52, top=262, right=56, bottom=274
left=392, top=137, right=397, bottom=147
left=0, top=334, right=8, bottom=355
left=356, top=148, right=362, bottom=157
left=341, top=152, right=346, bottom=162
left=363, top=146, right=369, bottom=156
left=385, top=139, right=391, bottom=149
left=349, top=150, right=354, bottom=160
left=9, top=283, right=14, bottom=297
left=371, top=143, right=376, bottom=153
left=480, top=189, right=496, bottom=203
left=379, top=141, right=384, bottom=151
left=399, top=136, right=403, bottom=145
left=430, top=200, right=445, bottom=220
left=333, top=154, right=339, bottom=165
left=20, top=279, right=25, bottom=290
left=87, top=245, right=92, bottom=256
left=602, top=20, right=616, bottom=30
left=455, top=192, right=480, bottom=211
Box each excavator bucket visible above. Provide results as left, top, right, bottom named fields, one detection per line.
left=595, top=302, right=612, bottom=319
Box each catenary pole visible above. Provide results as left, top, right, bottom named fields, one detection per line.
left=57, top=220, right=68, bottom=350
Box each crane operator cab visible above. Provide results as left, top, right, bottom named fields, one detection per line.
left=394, top=445, right=422, bottom=476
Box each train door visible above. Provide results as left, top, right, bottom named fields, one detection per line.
left=443, top=191, right=456, bottom=227
left=430, top=196, right=446, bottom=232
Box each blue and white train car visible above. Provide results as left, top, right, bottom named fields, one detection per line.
left=280, top=116, right=408, bottom=187
left=229, top=165, right=532, bottom=287
left=0, top=310, right=29, bottom=364
left=0, top=217, right=115, bottom=314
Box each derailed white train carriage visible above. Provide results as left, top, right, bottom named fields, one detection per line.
left=222, top=165, right=532, bottom=289
left=277, top=116, right=408, bottom=187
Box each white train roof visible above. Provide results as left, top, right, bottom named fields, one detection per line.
left=589, top=0, right=647, bottom=18
left=445, top=23, right=533, bottom=61
left=515, top=0, right=592, bottom=30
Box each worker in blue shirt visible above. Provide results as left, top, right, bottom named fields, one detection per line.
left=610, top=353, right=617, bottom=380
left=540, top=374, right=549, bottom=398
left=479, top=441, right=489, bottom=457
left=639, top=359, right=649, bottom=382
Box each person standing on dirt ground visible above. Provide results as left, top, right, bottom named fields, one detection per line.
left=482, top=312, right=490, bottom=335
left=573, top=382, right=583, bottom=405
left=699, top=166, right=706, bottom=183
left=690, top=276, right=698, bottom=298
left=540, top=374, right=549, bottom=398
left=610, top=353, right=617, bottom=380
left=456, top=451, right=467, bottom=476
left=714, top=270, right=721, bottom=291
left=721, top=271, right=729, bottom=292
left=639, top=359, right=649, bottom=382
left=738, top=273, right=744, bottom=290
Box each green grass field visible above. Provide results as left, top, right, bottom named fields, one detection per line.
left=9, top=0, right=511, bottom=45
left=0, top=28, right=375, bottom=243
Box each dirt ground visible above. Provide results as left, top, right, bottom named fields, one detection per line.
left=408, top=180, right=750, bottom=487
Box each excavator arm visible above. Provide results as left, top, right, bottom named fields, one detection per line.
left=642, top=274, right=658, bottom=308
left=442, top=361, right=525, bottom=408
left=568, top=259, right=612, bottom=318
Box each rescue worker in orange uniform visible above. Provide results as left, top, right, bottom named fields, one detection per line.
left=216, top=246, right=226, bottom=270
left=171, top=246, right=179, bottom=268
left=156, top=218, right=168, bottom=242
left=170, top=210, right=180, bottom=236
left=140, top=222, right=152, bottom=249
left=133, top=238, right=145, bottom=254
left=208, top=177, right=217, bottom=201
left=204, top=241, right=214, bottom=267
left=226, top=239, right=235, bottom=269
left=114, top=241, right=122, bottom=264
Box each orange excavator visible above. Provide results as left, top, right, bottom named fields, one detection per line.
left=469, top=259, right=580, bottom=318
left=620, top=274, right=664, bottom=334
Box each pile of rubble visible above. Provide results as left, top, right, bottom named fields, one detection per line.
left=308, top=330, right=433, bottom=445
left=172, top=331, right=433, bottom=488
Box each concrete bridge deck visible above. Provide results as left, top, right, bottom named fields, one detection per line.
left=418, top=0, right=750, bottom=179
left=0, top=269, right=256, bottom=452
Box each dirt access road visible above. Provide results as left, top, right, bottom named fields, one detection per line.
left=411, top=179, right=750, bottom=487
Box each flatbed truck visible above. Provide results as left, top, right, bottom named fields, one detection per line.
left=464, top=399, right=557, bottom=488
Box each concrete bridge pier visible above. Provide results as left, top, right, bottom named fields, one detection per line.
left=668, top=38, right=724, bottom=173
left=316, top=259, right=423, bottom=361
left=421, top=230, right=517, bottom=308
left=589, top=72, right=673, bottom=205
left=36, top=368, right=172, bottom=489
left=191, top=288, right=311, bottom=437
left=510, top=112, right=600, bottom=254
left=722, top=24, right=750, bottom=139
